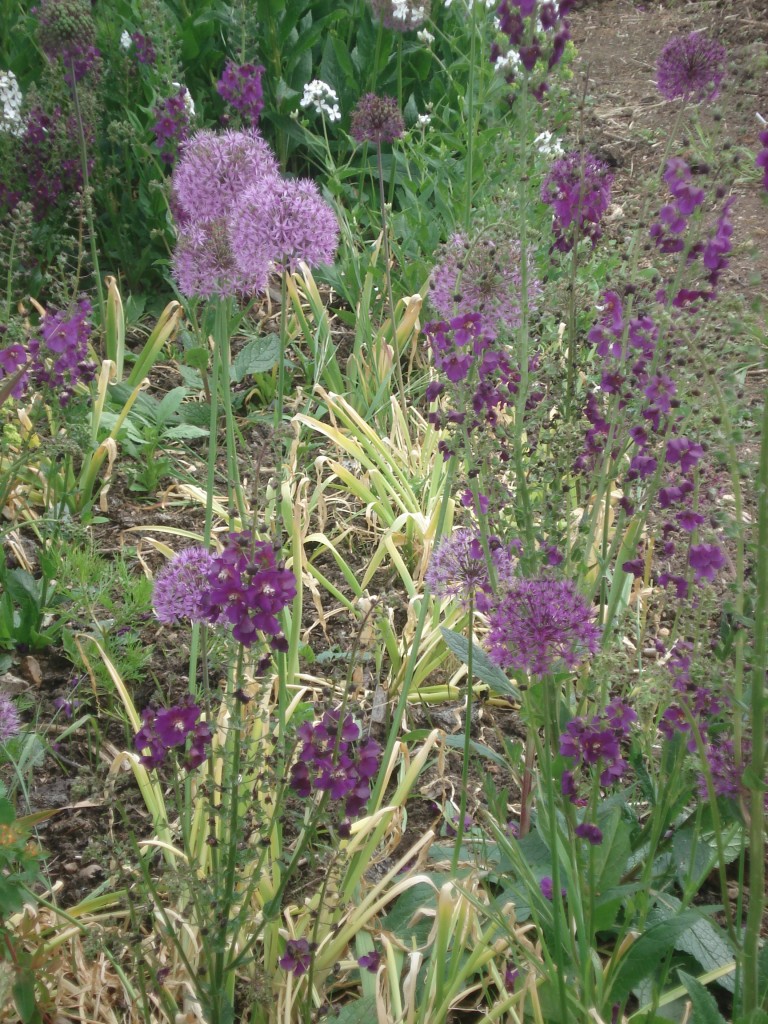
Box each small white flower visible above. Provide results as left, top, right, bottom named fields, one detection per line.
left=172, top=82, right=195, bottom=118
left=417, top=27, right=435, bottom=44
left=493, top=48, right=522, bottom=75
left=300, top=79, right=341, bottom=122
left=417, top=113, right=432, bottom=127
left=120, top=30, right=132, bottom=50
left=534, top=130, right=563, bottom=158
left=0, top=70, right=24, bottom=137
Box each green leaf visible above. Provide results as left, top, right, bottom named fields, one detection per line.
left=231, top=335, right=281, bottom=382
left=594, top=806, right=632, bottom=893
left=650, top=896, right=735, bottom=992
left=442, top=733, right=509, bottom=770
left=440, top=628, right=520, bottom=699
left=163, top=424, right=210, bottom=441
left=155, top=386, right=188, bottom=425
left=13, top=970, right=38, bottom=1023
left=331, top=995, right=378, bottom=1024
left=609, top=910, right=703, bottom=1003
left=678, top=971, right=728, bottom=1024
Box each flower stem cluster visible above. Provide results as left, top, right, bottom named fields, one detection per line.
left=541, top=151, right=613, bottom=252
left=153, top=87, right=192, bottom=167
left=289, top=710, right=381, bottom=824
left=559, top=698, right=637, bottom=807
left=0, top=298, right=96, bottom=406
left=492, top=0, right=575, bottom=97
left=216, top=61, right=265, bottom=125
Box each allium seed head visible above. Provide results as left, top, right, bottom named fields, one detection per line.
left=350, top=94, right=405, bottom=144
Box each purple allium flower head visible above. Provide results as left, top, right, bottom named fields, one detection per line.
left=153, top=88, right=192, bottom=167
left=232, top=176, right=339, bottom=275
left=279, top=938, right=314, bottom=976
left=756, top=128, right=768, bottom=191
left=574, top=822, right=603, bottom=845
left=689, top=543, right=726, bottom=582
left=216, top=61, right=265, bottom=125
left=153, top=547, right=218, bottom=625
left=173, top=220, right=267, bottom=299
left=350, top=94, right=405, bottom=144
left=202, top=532, right=296, bottom=647
left=541, top=152, right=613, bottom=251
left=656, top=32, right=726, bottom=104
left=367, top=0, right=430, bottom=31
left=0, top=692, right=21, bottom=743
left=487, top=578, right=600, bottom=676
left=172, top=129, right=279, bottom=224
left=428, top=232, right=540, bottom=333
left=426, top=529, right=517, bottom=612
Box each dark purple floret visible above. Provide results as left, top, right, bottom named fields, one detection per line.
left=656, top=32, right=727, bottom=104
left=153, top=88, right=192, bottom=166
left=358, top=951, right=381, bottom=973
left=217, top=61, right=265, bottom=125
left=134, top=697, right=211, bottom=769
left=350, top=93, right=405, bottom=144
left=279, top=938, right=314, bottom=976
left=689, top=543, right=726, bottom=582
left=130, top=31, right=156, bottom=66
left=574, top=822, right=603, bottom=845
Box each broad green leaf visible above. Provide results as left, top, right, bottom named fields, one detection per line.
left=678, top=971, right=728, bottom=1024
left=331, top=995, right=378, bottom=1024
left=594, top=806, right=632, bottom=893
left=156, top=386, right=188, bottom=425
left=608, top=910, right=702, bottom=1003
left=440, top=627, right=520, bottom=699
left=231, top=335, right=281, bottom=382
left=442, top=733, right=509, bottom=769
left=650, top=896, right=735, bottom=992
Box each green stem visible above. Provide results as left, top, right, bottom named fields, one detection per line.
left=742, top=366, right=768, bottom=1014
left=463, top=0, right=478, bottom=230
left=452, top=593, right=474, bottom=872
left=275, top=269, right=289, bottom=434
left=70, top=68, right=105, bottom=330
left=376, top=142, right=408, bottom=417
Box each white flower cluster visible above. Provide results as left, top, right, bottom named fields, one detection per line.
left=417, top=27, right=435, bottom=44
left=0, top=70, right=23, bottom=137
left=300, top=80, right=341, bottom=122
left=534, top=130, right=563, bottom=158
left=120, top=29, right=132, bottom=50
left=392, top=0, right=427, bottom=21
left=417, top=113, right=432, bottom=127
left=494, top=48, right=522, bottom=75
left=172, top=82, right=196, bottom=118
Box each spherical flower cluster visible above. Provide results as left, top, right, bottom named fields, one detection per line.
left=201, top=531, right=296, bottom=648
left=757, top=127, right=768, bottom=191
left=350, top=94, right=405, bottom=144
left=559, top=698, right=636, bottom=804
left=232, top=177, right=340, bottom=274
left=152, top=547, right=218, bottom=625
left=656, top=32, right=726, bottom=104
left=429, top=232, right=540, bottom=334
left=487, top=577, right=601, bottom=677
left=216, top=61, right=265, bottom=125
left=541, top=151, right=613, bottom=252
left=0, top=298, right=96, bottom=406
left=0, top=692, right=21, bottom=744
left=426, top=529, right=517, bottom=611
left=367, top=0, right=430, bottom=30
left=134, top=697, right=212, bottom=770
left=170, top=129, right=338, bottom=298
left=35, top=0, right=100, bottom=82
left=0, top=71, right=24, bottom=137
left=300, top=80, right=341, bottom=122
left=153, top=87, right=192, bottom=166
left=289, top=710, right=381, bottom=822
